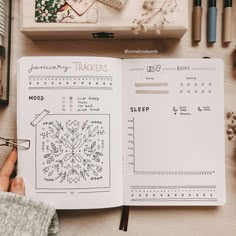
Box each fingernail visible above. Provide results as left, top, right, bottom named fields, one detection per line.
left=13, top=176, right=24, bottom=189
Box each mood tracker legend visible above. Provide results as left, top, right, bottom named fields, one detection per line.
left=61, top=96, right=101, bottom=113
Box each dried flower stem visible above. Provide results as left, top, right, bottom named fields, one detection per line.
left=132, top=0, right=178, bottom=35
left=142, top=0, right=177, bottom=24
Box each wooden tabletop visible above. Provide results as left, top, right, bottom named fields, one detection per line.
left=0, top=1, right=236, bottom=235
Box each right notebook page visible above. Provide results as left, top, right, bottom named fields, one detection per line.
left=123, top=59, right=225, bottom=206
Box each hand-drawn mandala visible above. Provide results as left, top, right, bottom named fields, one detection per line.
left=35, top=114, right=110, bottom=188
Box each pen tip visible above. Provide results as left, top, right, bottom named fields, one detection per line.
left=194, top=0, right=201, bottom=6
left=224, top=0, right=232, bottom=7
left=208, top=0, right=216, bottom=7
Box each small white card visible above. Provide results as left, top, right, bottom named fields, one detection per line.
left=66, top=0, right=97, bottom=16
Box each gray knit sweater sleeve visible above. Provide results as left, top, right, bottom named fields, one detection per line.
left=0, top=192, right=59, bottom=236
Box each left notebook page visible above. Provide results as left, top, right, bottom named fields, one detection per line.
left=17, top=57, right=123, bottom=209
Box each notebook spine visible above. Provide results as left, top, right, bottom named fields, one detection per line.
left=0, top=0, right=6, bottom=97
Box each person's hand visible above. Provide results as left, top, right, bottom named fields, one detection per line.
left=0, top=148, right=25, bottom=195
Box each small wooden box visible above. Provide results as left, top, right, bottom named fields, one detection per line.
left=21, top=0, right=188, bottom=40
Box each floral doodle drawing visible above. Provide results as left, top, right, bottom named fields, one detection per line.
left=38, top=116, right=108, bottom=184
left=35, top=0, right=66, bottom=22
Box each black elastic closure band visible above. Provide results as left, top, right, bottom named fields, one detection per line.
left=119, top=206, right=130, bottom=232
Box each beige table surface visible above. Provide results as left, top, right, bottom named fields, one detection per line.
left=0, top=1, right=236, bottom=236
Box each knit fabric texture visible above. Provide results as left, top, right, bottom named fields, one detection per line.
left=0, top=192, right=59, bottom=236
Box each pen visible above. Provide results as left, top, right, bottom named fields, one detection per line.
left=207, top=0, right=217, bottom=44
left=193, top=0, right=202, bottom=42
left=223, top=0, right=232, bottom=44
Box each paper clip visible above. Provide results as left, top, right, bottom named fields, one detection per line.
left=0, top=137, right=30, bottom=150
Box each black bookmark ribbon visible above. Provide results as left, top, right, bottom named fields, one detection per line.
left=119, top=206, right=130, bottom=232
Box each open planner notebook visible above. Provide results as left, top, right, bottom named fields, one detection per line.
left=17, top=57, right=225, bottom=209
